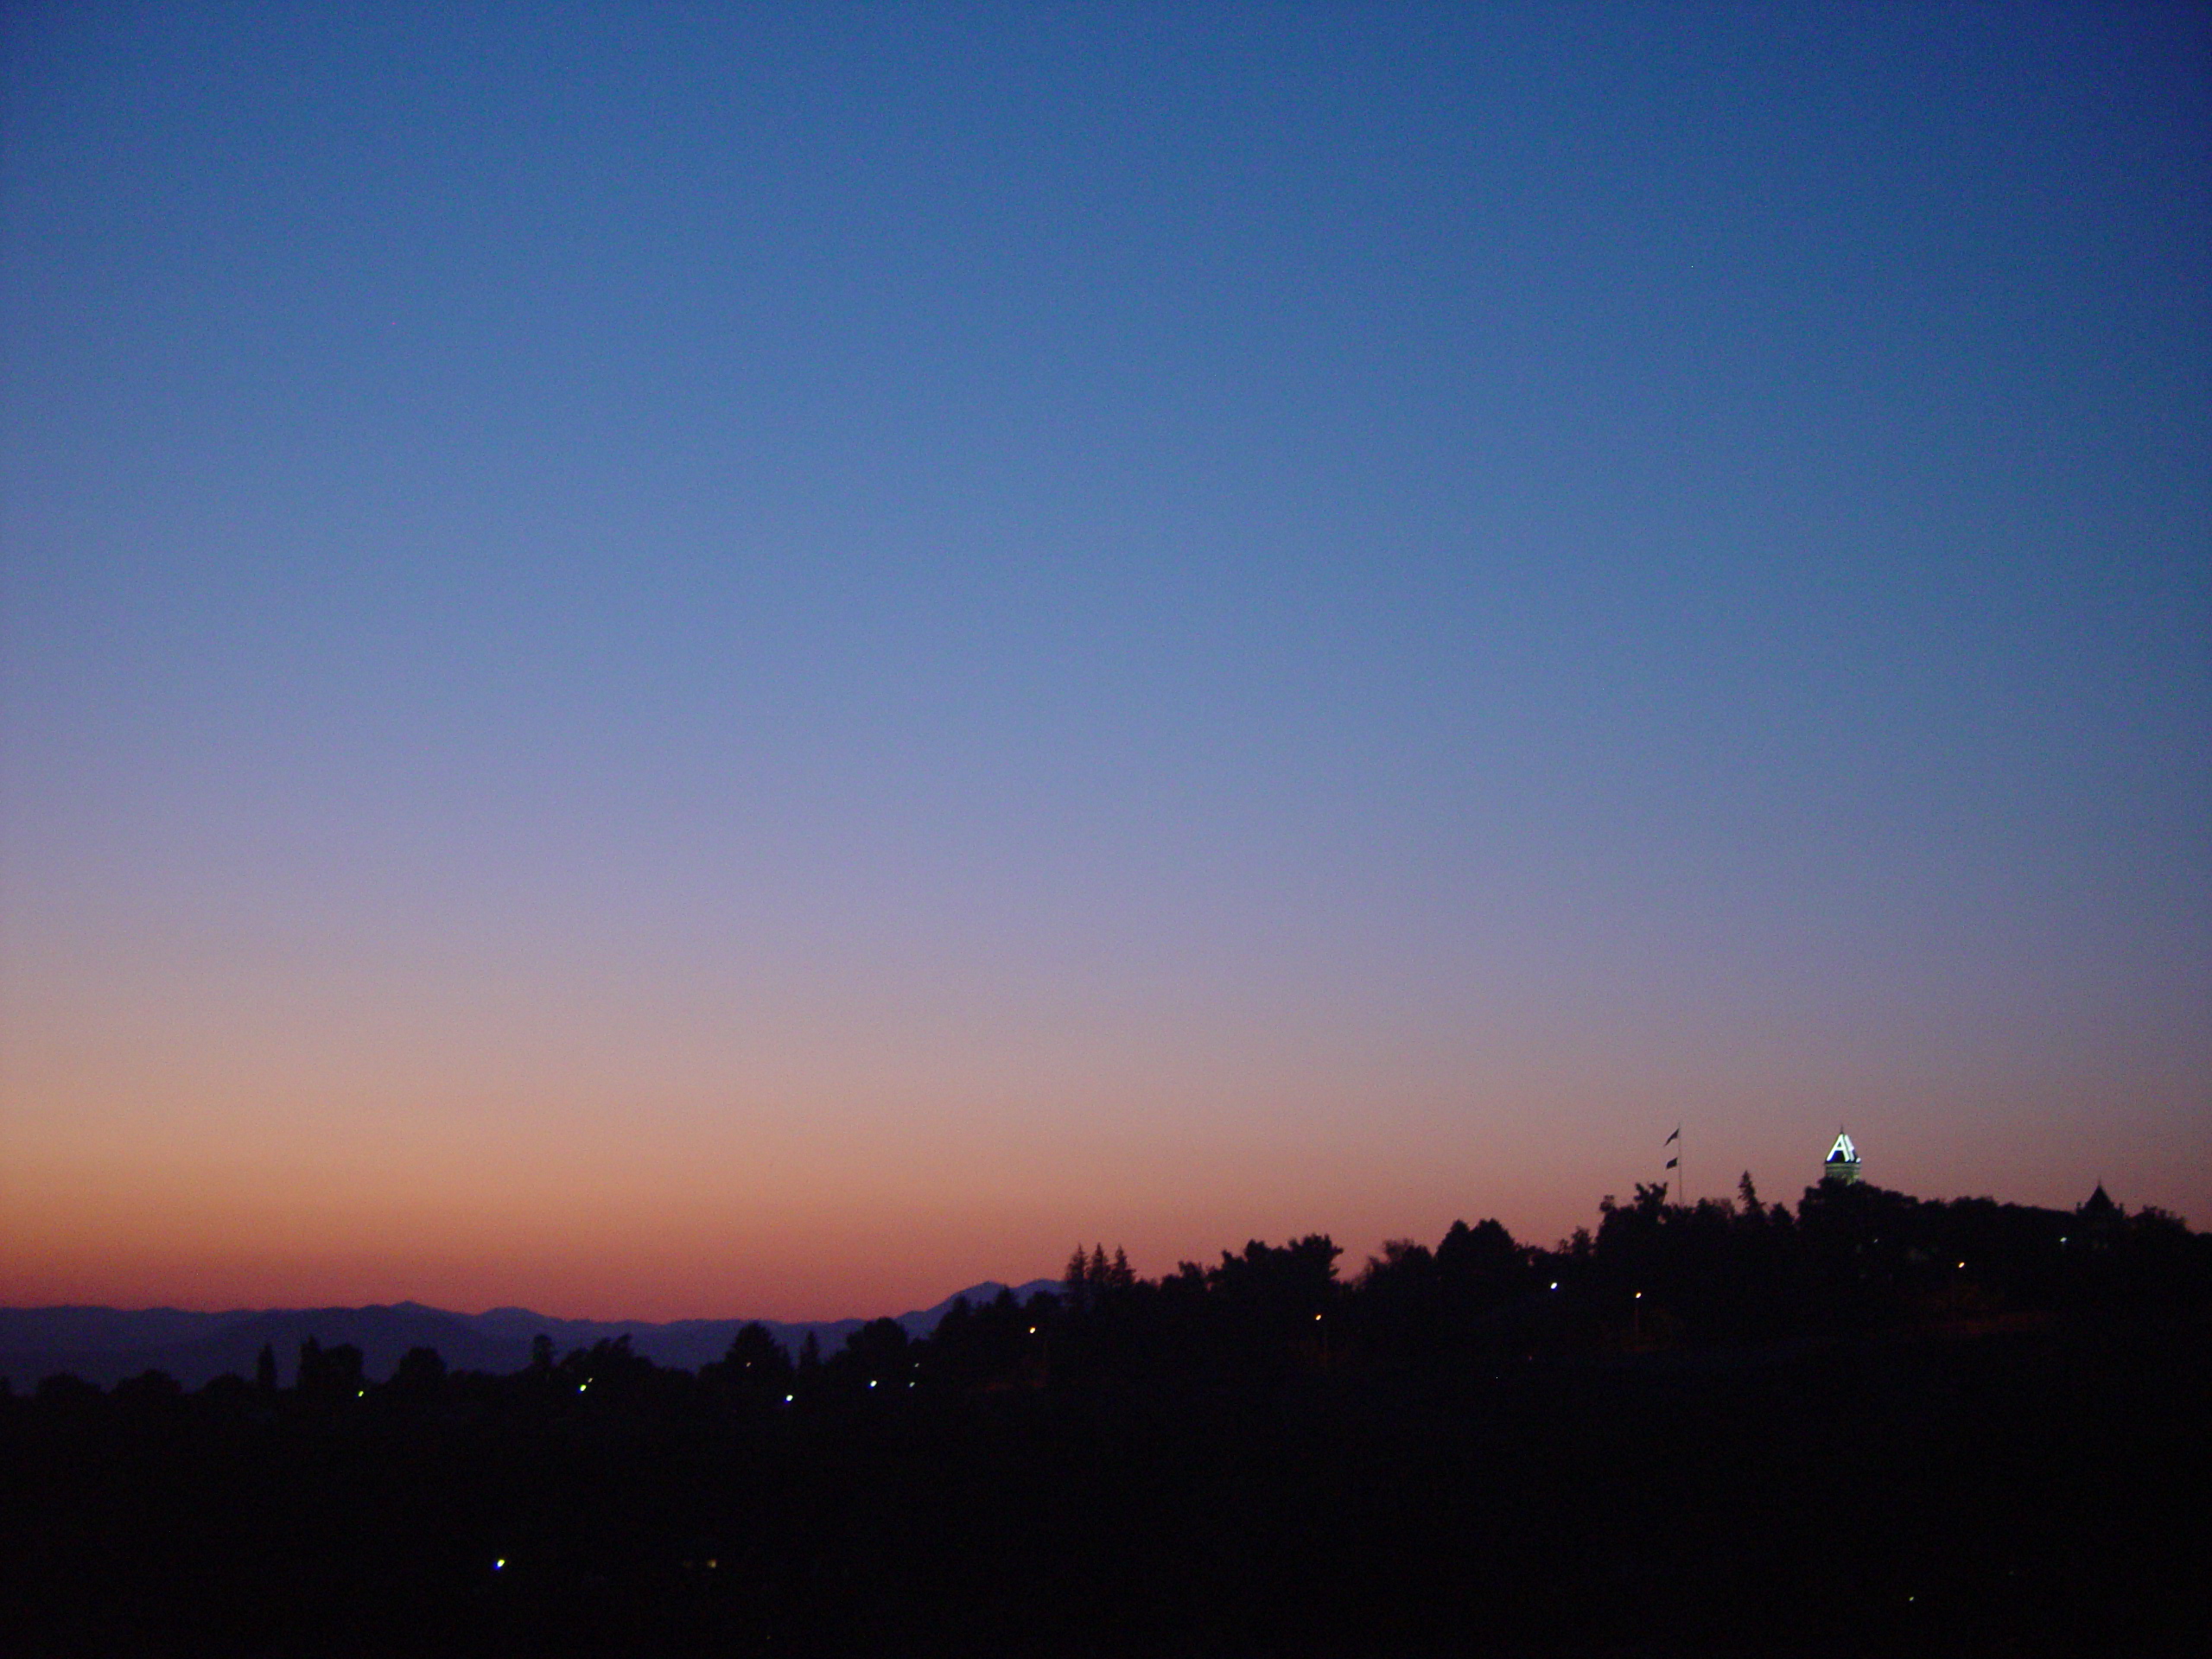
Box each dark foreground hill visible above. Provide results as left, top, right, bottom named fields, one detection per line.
left=5, top=1185, right=2203, bottom=1653
left=3, top=1310, right=2204, bottom=1656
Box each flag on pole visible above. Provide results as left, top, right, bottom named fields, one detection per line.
left=1665, top=1156, right=1678, bottom=1169
left=1664, top=1125, right=1680, bottom=1145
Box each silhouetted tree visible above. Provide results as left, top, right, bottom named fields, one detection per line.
left=1204, top=1235, right=1342, bottom=1374
left=723, top=1321, right=790, bottom=1378
left=928, top=1290, right=1040, bottom=1389
left=1436, top=1217, right=1531, bottom=1312
left=199, top=1372, right=252, bottom=1408
left=113, top=1370, right=184, bottom=1413
left=1064, top=1243, right=1094, bottom=1313
left=34, top=1373, right=101, bottom=1410
left=557, top=1333, right=673, bottom=1407
left=710, top=1322, right=793, bottom=1407
left=296, top=1338, right=366, bottom=1400
left=841, top=1317, right=910, bottom=1388
left=391, top=1345, right=447, bottom=1395
left=1355, top=1238, right=1440, bottom=1358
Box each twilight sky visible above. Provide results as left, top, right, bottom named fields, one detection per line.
left=3, top=3, right=2207, bottom=1320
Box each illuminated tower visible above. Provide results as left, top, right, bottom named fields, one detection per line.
left=1822, top=1131, right=1861, bottom=1185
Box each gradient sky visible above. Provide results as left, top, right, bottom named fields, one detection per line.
left=4, top=3, right=2207, bottom=1320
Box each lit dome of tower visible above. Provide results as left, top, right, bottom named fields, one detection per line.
left=1822, top=1131, right=1861, bottom=1185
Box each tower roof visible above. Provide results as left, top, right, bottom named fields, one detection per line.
left=1826, top=1131, right=1859, bottom=1165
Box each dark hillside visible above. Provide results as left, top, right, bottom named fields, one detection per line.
left=4, top=1186, right=2203, bottom=1655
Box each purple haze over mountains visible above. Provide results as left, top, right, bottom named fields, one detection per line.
left=0, top=1281, right=1064, bottom=1391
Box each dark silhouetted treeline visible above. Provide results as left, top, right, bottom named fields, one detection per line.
left=4, top=1179, right=2206, bottom=1655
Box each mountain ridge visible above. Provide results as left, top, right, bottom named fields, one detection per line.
left=0, top=1280, right=1065, bottom=1389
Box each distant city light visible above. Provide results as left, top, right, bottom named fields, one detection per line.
left=1550, top=1282, right=1560, bottom=1291
left=494, top=1559, right=505, bottom=1571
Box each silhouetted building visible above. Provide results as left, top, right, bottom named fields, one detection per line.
left=1822, top=1131, right=1860, bottom=1185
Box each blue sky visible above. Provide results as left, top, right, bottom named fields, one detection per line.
left=3, top=3, right=2207, bottom=1315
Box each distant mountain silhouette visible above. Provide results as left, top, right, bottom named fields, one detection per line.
left=455, top=1279, right=1060, bottom=1370
left=0, top=1306, right=243, bottom=1354
left=0, top=1279, right=1064, bottom=1389
left=0, top=1304, right=529, bottom=1389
